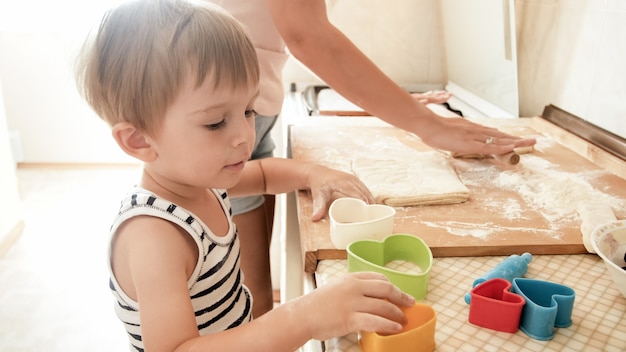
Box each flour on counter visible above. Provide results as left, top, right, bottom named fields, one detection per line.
left=493, top=155, right=625, bottom=223
left=527, top=134, right=556, bottom=153
left=420, top=221, right=497, bottom=239
left=414, top=220, right=561, bottom=240
left=458, top=153, right=626, bottom=233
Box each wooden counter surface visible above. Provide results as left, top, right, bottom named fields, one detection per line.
left=289, top=116, right=626, bottom=273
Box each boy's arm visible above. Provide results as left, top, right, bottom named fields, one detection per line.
left=175, top=272, right=414, bottom=352
left=117, top=215, right=310, bottom=352
left=119, top=218, right=414, bottom=352
left=229, top=158, right=374, bottom=219
left=113, top=217, right=204, bottom=352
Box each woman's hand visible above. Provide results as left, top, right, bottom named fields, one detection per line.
left=411, top=90, right=452, bottom=105
left=419, top=115, right=536, bottom=156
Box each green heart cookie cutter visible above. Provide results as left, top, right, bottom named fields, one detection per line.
left=347, top=234, right=433, bottom=300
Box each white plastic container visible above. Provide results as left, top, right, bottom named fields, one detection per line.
left=591, top=220, right=626, bottom=298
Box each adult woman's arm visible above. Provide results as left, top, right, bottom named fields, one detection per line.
left=266, top=0, right=535, bottom=154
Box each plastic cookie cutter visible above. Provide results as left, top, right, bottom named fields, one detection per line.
left=347, top=234, right=433, bottom=300
left=329, top=197, right=395, bottom=249
left=360, top=303, right=436, bottom=352
left=464, top=252, right=533, bottom=304
left=512, top=278, right=575, bottom=340
left=468, top=278, right=525, bottom=333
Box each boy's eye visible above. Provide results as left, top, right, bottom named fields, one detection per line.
left=245, top=109, right=257, bottom=118
left=205, top=119, right=226, bottom=131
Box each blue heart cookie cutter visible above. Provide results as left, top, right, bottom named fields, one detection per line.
left=512, top=278, right=575, bottom=340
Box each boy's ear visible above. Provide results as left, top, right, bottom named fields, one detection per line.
left=111, top=122, right=157, bottom=162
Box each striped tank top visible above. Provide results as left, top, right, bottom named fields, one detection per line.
left=107, top=187, right=252, bottom=351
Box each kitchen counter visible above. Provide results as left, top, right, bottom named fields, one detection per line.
left=283, top=110, right=626, bottom=351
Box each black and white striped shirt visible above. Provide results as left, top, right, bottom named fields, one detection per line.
left=108, top=187, right=252, bottom=351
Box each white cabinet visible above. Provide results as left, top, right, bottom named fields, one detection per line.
left=441, top=0, right=519, bottom=118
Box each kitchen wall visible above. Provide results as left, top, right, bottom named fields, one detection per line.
left=0, top=29, right=136, bottom=164
left=0, top=0, right=136, bottom=164
left=284, top=0, right=447, bottom=91
left=0, top=78, right=24, bottom=252
left=515, top=0, right=626, bottom=138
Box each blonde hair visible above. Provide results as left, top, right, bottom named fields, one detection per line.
left=75, top=0, right=259, bottom=134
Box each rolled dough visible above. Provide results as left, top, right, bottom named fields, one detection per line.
left=577, top=202, right=617, bottom=253
left=351, top=150, right=470, bottom=207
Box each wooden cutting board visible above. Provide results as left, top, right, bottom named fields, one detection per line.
left=289, top=116, right=626, bottom=273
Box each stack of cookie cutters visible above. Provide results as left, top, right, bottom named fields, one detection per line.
left=466, top=253, right=576, bottom=340
left=347, top=233, right=436, bottom=352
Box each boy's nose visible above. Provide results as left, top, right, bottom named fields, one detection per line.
left=233, top=115, right=256, bottom=149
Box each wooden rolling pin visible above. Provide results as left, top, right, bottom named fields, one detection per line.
left=493, top=151, right=520, bottom=165
left=452, top=146, right=534, bottom=166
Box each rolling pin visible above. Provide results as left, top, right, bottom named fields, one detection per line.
left=492, top=151, right=520, bottom=165
left=452, top=146, right=534, bottom=166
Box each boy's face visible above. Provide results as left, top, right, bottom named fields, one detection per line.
left=147, top=74, right=258, bottom=191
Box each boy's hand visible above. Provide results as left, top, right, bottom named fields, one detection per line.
left=307, top=165, right=374, bottom=221
left=295, top=272, right=415, bottom=341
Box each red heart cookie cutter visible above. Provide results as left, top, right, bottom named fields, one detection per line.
left=468, top=278, right=525, bottom=333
